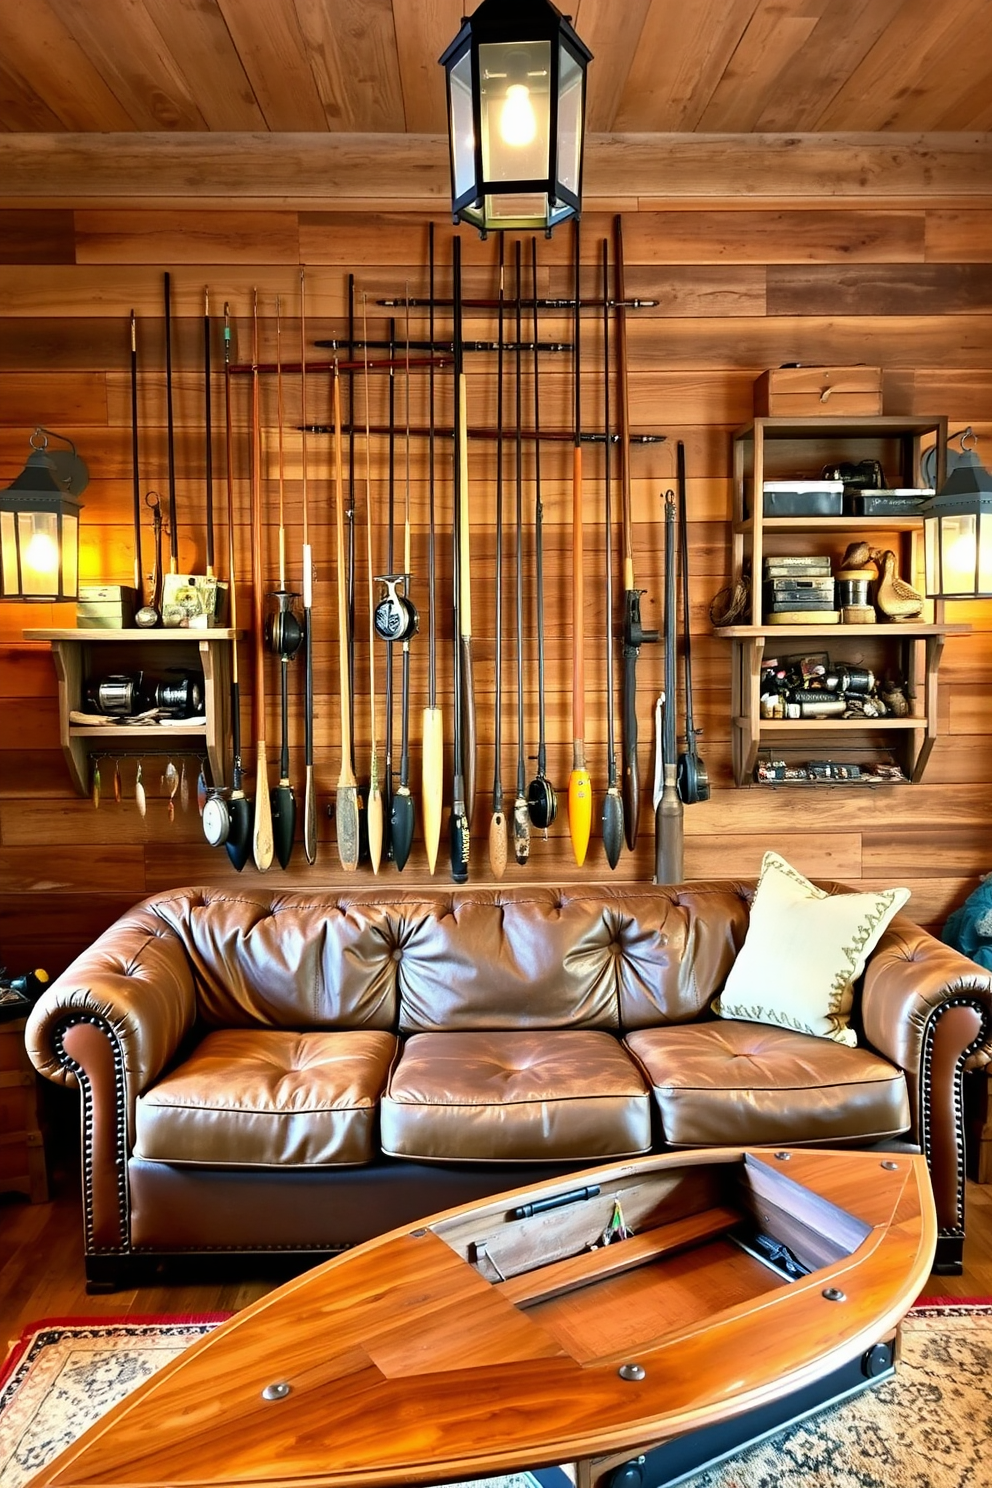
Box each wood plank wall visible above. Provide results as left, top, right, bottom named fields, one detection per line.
left=1, top=158, right=990, bottom=974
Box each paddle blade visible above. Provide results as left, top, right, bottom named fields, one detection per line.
left=226, top=792, right=252, bottom=872
left=421, top=707, right=443, bottom=876
left=303, top=764, right=317, bottom=864
left=655, top=786, right=685, bottom=885
left=602, top=786, right=624, bottom=871
left=512, top=795, right=530, bottom=866
left=568, top=767, right=592, bottom=867
left=390, top=786, right=415, bottom=872
left=336, top=784, right=360, bottom=872
left=252, top=744, right=274, bottom=872
left=270, top=782, right=296, bottom=870
left=367, top=786, right=384, bottom=875
left=488, top=810, right=507, bottom=878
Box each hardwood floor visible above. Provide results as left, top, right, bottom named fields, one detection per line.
left=3, top=1160, right=991, bottom=1357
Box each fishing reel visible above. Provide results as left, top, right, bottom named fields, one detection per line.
left=267, top=589, right=304, bottom=659
left=373, top=575, right=418, bottom=642
left=202, top=783, right=252, bottom=869
left=527, top=770, right=558, bottom=830
left=86, top=673, right=145, bottom=716
left=153, top=670, right=205, bottom=717
left=0, top=965, right=49, bottom=1023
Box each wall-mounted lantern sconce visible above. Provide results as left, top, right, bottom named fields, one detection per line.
left=0, top=427, right=88, bottom=602
left=923, top=428, right=992, bottom=600
left=440, top=0, right=592, bottom=236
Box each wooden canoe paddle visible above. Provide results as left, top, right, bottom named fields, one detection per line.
left=333, top=364, right=360, bottom=871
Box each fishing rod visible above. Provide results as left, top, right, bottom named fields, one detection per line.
left=676, top=438, right=710, bottom=805
left=130, top=311, right=160, bottom=629
left=382, top=316, right=396, bottom=857
left=233, top=354, right=451, bottom=377
left=346, top=275, right=365, bottom=860
left=488, top=237, right=507, bottom=880
left=203, top=290, right=215, bottom=582
left=301, top=422, right=664, bottom=446
left=449, top=233, right=470, bottom=885
left=318, top=337, right=569, bottom=355
left=601, top=238, right=624, bottom=871
left=333, top=361, right=360, bottom=872
left=382, top=302, right=418, bottom=870
left=512, top=239, right=530, bottom=869
left=655, top=489, right=684, bottom=885
left=249, top=289, right=274, bottom=873
left=164, top=271, right=179, bottom=575
left=362, top=296, right=383, bottom=874
left=459, top=352, right=476, bottom=836
left=268, top=298, right=303, bottom=870
left=377, top=295, right=658, bottom=310
left=615, top=215, right=659, bottom=852
left=201, top=301, right=251, bottom=870
left=299, top=269, right=317, bottom=864
left=526, top=236, right=557, bottom=836
left=422, top=222, right=444, bottom=876
left=567, top=221, right=592, bottom=868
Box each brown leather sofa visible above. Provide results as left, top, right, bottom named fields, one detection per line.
left=25, top=881, right=992, bottom=1288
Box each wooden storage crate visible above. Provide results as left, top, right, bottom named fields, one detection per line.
left=0, top=1018, right=48, bottom=1203
left=754, top=365, right=883, bottom=416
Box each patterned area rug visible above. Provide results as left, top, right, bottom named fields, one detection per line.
left=1, top=1305, right=990, bottom=1488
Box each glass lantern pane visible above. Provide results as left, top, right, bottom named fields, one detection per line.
left=978, top=511, right=992, bottom=594
left=449, top=50, right=477, bottom=202
left=478, top=40, right=551, bottom=185
left=19, top=510, right=60, bottom=598
left=0, top=511, right=18, bottom=596
left=556, top=44, right=584, bottom=196
left=938, top=512, right=977, bottom=596
left=63, top=511, right=78, bottom=598
left=485, top=192, right=549, bottom=229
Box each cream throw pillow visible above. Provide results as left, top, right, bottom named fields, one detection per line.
left=713, top=851, right=910, bottom=1046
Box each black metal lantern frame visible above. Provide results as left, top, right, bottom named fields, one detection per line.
left=441, top=0, right=592, bottom=237
left=922, top=428, right=992, bottom=600
left=0, top=427, right=86, bottom=602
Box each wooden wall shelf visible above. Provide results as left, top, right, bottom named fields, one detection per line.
left=23, top=628, right=238, bottom=797
left=721, top=416, right=969, bottom=788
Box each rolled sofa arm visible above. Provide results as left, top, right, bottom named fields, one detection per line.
left=24, top=910, right=196, bottom=1255
left=861, top=915, right=992, bottom=1269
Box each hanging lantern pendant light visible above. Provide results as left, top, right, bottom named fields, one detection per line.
left=441, top=0, right=592, bottom=237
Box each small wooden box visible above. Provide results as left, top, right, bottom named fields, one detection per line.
left=0, top=1018, right=49, bottom=1203
left=754, top=366, right=883, bottom=417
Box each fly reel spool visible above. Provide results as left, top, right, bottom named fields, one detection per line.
left=374, top=575, right=418, bottom=642
left=267, top=589, right=304, bottom=659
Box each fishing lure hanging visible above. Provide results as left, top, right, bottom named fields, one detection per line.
left=135, top=761, right=146, bottom=818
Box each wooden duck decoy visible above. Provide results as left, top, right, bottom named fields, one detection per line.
left=874, top=549, right=924, bottom=621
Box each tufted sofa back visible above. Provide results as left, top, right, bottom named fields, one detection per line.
left=139, top=884, right=753, bottom=1033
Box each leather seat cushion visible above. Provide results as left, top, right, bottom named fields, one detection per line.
left=134, top=1029, right=398, bottom=1167
left=625, top=1021, right=910, bottom=1147
left=380, top=1030, right=652, bottom=1162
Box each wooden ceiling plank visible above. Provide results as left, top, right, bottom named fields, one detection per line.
left=0, top=0, right=136, bottom=130
left=0, top=63, right=67, bottom=134
left=815, top=0, right=990, bottom=130
left=291, top=0, right=405, bottom=132
left=214, top=0, right=328, bottom=130
left=612, top=0, right=763, bottom=132
left=571, top=0, right=652, bottom=132
left=752, top=0, right=909, bottom=133
left=695, top=5, right=821, bottom=133
left=138, top=0, right=269, bottom=131
left=43, top=0, right=209, bottom=130
left=391, top=0, right=465, bottom=134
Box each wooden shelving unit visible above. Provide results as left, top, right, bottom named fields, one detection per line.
left=720, top=416, right=969, bottom=788
left=24, top=628, right=238, bottom=796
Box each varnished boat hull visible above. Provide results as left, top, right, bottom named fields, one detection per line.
left=30, top=1148, right=936, bottom=1488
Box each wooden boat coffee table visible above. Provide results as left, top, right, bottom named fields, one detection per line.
left=31, top=1147, right=936, bottom=1488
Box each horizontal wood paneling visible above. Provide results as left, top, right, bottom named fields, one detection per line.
left=1, top=169, right=990, bottom=976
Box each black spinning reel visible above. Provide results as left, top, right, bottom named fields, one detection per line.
left=373, top=575, right=418, bottom=642
left=267, top=589, right=304, bottom=659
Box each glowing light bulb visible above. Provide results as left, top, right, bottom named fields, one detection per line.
left=500, top=84, right=536, bottom=147
left=25, top=529, right=59, bottom=577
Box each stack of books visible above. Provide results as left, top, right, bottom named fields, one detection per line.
left=762, top=556, right=838, bottom=625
